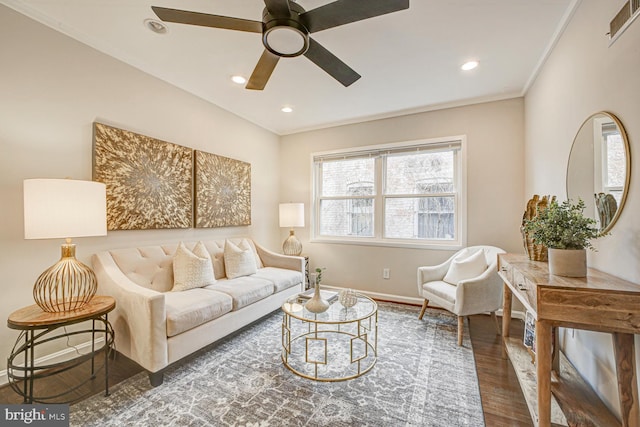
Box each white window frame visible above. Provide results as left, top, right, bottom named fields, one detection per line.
left=310, top=136, right=467, bottom=250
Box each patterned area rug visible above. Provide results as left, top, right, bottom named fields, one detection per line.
left=71, top=303, right=484, bottom=426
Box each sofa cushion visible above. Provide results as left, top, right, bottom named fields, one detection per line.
left=205, top=276, right=274, bottom=310
left=109, top=246, right=174, bottom=292
left=165, top=288, right=233, bottom=337
left=422, top=280, right=456, bottom=312
left=200, top=241, right=227, bottom=280
left=224, top=239, right=258, bottom=279
left=172, top=242, right=216, bottom=292
left=252, top=267, right=303, bottom=292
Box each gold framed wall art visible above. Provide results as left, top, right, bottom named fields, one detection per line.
left=194, top=150, right=251, bottom=228
left=93, top=122, right=193, bottom=230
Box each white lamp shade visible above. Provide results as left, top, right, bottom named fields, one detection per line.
left=279, top=203, right=304, bottom=228
left=24, top=179, right=107, bottom=239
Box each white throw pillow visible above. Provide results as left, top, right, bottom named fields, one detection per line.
left=224, top=239, right=258, bottom=279
left=452, top=247, right=474, bottom=261
left=443, top=249, right=488, bottom=285
left=172, top=241, right=216, bottom=292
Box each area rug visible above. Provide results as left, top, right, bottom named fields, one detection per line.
left=71, top=303, right=484, bottom=426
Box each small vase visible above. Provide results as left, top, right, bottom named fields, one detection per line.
left=305, top=278, right=330, bottom=313
left=548, top=248, right=587, bottom=277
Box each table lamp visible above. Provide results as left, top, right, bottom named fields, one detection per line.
left=23, top=179, right=107, bottom=313
left=279, top=203, right=304, bottom=256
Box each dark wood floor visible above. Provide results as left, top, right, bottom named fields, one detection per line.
left=0, top=313, right=532, bottom=426
left=469, top=313, right=533, bottom=426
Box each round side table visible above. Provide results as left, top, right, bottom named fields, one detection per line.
left=6, top=295, right=116, bottom=403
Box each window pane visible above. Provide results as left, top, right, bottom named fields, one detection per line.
left=321, top=158, right=375, bottom=197
left=385, top=196, right=455, bottom=239
left=320, top=199, right=374, bottom=237
left=606, top=133, right=624, bottom=187
left=385, top=151, right=454, bottom=195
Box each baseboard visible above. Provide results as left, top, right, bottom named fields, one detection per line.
left=323, top=285, right=526, bottom=320
left=0, top=337, right=105, bottom=388
left=322, top=285, right=423, bottom=306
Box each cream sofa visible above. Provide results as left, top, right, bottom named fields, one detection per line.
left=92, top=238, right=304, bottom=385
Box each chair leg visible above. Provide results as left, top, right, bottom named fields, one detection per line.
left=418, top=299, right=429, bottom=320
left=491, top=311, right=501, bottom=336
left=457, top=316, right=464, bottom=346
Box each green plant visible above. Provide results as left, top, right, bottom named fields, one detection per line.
left=523, top=199, right=602, bottom=250
left=315, top=267, right=326, bottom=284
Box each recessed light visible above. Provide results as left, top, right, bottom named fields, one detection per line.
left=281, top=106, right=293, bottom=113
left=461, top=61, right=479, bottom=71
left=144, top=19, right=167, bottom=35
left=231, top=75, right=247, bottom=84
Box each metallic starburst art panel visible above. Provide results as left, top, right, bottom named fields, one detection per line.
left=93, top=122, right=193, bottom=230
left=194, top=150, right=251, bottom=228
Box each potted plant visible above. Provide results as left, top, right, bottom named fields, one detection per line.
left=523, top=199, right=602, bottom=277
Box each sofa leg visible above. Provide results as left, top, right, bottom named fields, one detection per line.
left=149, top=371, right=164, bottom=387
left=457, top=316, right=464, bottom=346
left=418, top=299, right=429, bottom=320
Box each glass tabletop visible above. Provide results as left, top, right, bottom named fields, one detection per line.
left=282, top=292, right=377, bottom=324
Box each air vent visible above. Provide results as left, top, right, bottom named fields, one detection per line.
left=610, top=1, right=631, bottom=39
left=610, top=0, right=640, bottom=43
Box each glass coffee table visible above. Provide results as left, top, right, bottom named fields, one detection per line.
left=281, top=292, right=378, bottom=382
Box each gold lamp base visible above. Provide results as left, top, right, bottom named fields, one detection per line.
left=33, top=239, right=97, bottom=313
left=282, top=229, right=303, bottom=256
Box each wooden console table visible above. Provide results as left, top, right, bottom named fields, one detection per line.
left=499, top=253, right=640, bottom=427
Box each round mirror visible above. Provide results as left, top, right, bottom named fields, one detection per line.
left=566, top=112, right=630, bottom=233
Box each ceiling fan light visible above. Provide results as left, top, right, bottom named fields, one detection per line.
left=231, top=75, right=247, bottom=84
left=461, top=60, right=479, bottom=71
left=265, top=26, right=307, bottom=56
left=144, top=19, right=167, bottom=35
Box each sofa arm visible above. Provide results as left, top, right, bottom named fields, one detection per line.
left=454, top=265, right=503, bottom=316
left=417, top=256, right=455, bottom=294
left=92, top=252, right=168, bottom=373
left=253, top=242, right=305, bottom=274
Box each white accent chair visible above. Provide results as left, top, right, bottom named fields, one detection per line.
left=417, top=245, right=505, bottom=345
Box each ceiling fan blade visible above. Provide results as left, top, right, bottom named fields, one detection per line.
left=263, top=0, right=291, bottom=16
left=304, top=38, right=361, bottom=87
left=152, top=6, right=262, bottom=33
left=300, top=0, right=409, bottom=33
left=246, top=50, right=281, bottom=90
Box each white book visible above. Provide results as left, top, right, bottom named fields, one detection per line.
left=298, top=288, right=338, bottom=303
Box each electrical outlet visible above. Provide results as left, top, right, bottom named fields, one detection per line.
left=383, top=268, right=390, bottom=279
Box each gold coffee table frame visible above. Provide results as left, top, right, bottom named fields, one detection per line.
left=281, top=293, right=378, bottom=382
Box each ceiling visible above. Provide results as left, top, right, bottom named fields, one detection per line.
left=2, top=0, right=576, bottom=135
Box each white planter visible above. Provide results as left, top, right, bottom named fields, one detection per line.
left=548, top=248, right=587, bottom=277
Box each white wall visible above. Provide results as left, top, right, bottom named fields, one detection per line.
left=280, top=98, right=525, bottom=300
left=525, top=0, right=640, bottom=418
left=0, top=6, right=280, bottom=373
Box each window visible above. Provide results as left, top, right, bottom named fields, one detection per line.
left=601, top=122, right=625, bottom=205
left=312, top=137, right=466, bottom=248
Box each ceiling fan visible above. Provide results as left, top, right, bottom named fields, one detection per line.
left=152, top=0, right=409, bottom=90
